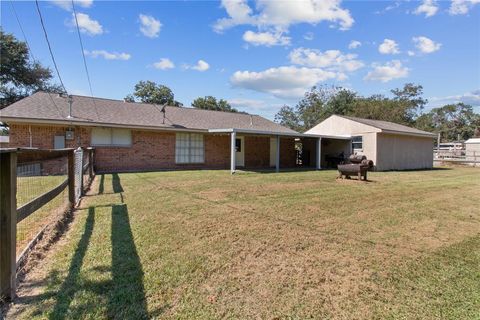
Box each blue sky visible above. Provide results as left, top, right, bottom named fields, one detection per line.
left=2, top=0, right=479, bottom=119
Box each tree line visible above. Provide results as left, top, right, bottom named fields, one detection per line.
left=274, top=84, right=480, bottom=141
left=1, top=29, right=479, bottom=141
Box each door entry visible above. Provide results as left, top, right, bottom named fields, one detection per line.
left=235, top=136, right=245, bottom=167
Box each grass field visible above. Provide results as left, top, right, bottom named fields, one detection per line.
left=7, top=167, right=480, bottom=319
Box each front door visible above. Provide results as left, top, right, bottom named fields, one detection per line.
left=235, top=136, right=245, bottom=167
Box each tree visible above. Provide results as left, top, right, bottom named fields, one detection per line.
left=274, top=85, right=355, bottom=132
left=0, top=29, right=61, bottom=109
left=274, top=105, right=301, bottom=132
left=415, top=103, right=480, bottom=141
left=125, top=80, right=182, bottom=106
left=191, top=96, right=238, bottom=112
left=391, top=83, right=427, bottom=124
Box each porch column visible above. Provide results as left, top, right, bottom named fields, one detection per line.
left=275, top=135, right=280, bottom=172
left=316, top=137, right=322, bottom=170
left=230, top=131, right=236, bottom=174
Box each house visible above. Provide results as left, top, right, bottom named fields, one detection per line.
left=306, top=115, right=436, bottom=171
left=0, top=92, right=341, bottom=173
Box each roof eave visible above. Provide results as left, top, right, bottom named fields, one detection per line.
left=0, top=116, right=209, bottom=133
left=208, top=128, right=352, bottom=139
left=380, top=129, right=437, bottom=138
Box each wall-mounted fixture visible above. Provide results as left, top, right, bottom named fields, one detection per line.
left=65, top=127, right=75, bottom=140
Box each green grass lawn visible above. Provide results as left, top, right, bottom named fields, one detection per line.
left=8, top=167, right=480, bottom=319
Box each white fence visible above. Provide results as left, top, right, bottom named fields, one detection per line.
left=434, top=150, right=479, bottom=166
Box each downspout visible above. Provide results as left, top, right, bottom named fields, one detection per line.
left=28, top=125, right=32, bottom=147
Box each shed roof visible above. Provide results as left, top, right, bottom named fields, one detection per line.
left=465, top=138, right=480, bottom=144
left=337, top=115, right=436, bottom=137
left=0, top=92, right=297, bottom=134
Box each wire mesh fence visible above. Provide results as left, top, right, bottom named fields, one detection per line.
left=14, top=148, right=95, bottom=260
left=16, top=154, right=69, bottom=257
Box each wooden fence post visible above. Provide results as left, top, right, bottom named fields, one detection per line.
left=68, top=149, right=75, bottom=207
left=0, top=151, right=17, bottom=300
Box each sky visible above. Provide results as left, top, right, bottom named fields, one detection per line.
left=1, top=0, right=479, bottom=119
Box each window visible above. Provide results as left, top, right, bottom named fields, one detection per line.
left=175, top=133, right=204, bottom=164
left=352, top=136, right=363, bottom=151
left=91, top=128, right=131, bottom=146
left=235, top=138, right=242, bottom=152
left=54, top=136, right=65, bottom=149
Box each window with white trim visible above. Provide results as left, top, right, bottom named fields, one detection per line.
left=175, top=133, right=204, bottom=164
left=352, top=136, right=363, bottom=151
left=91, top=128, right=132, bottom=146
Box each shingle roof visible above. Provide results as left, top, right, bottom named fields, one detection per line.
left=337, top=115, right=436, bottom=137
left=0, top=92, right=297, bottom=134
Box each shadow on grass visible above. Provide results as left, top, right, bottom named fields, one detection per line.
left=45, top=174, right=148, bottom=319
left=109, top=204, right=147, bottom=318
left=50, top=207, right=95, bottom=319
left=98, top=174, right=105, bottom=194
left=112, top=173, right=124, bottom=193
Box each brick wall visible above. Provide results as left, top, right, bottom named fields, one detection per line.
left=8, top=123, right=298, bottom=172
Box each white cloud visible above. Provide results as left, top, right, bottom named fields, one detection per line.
left=364, top=60, right=409, bottom=82
left=413, top=0, right=439, bottom=17
left=449, top=0, right=480, bottom=15
left=228, top=98, right=269, bottom=110
left=428, top=89, right=480, bottom=107
left=407, top=50, right=415, bottom=56
left=139, top=14, right=161, bottom=38
left=84, top=50, right=130, bottom=60
left=51, top=0, right=93, bottom=11
left=348, top=40, right=361, bottom=49
left=214, top=0, right=354, bottom=34
left=289, top=48, right=364, bottom=73
left=242, top=30, right=290, bottom=46
left=413, top=36, right=441, bottom=53
left=230, top=66, right=340, bottom=99
left=71, top=13, right=103, bottom=35
left=185, top=60, right=210, bottom=72
left=153, top=58, right=175, bottom=70
left=374, top=1, right=401, bottom=14
left=303, top=32, right=314, bottom=41
left=378, top=39, right=400, bottom=54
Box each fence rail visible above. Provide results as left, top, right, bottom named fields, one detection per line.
left=0, top=147, right=95, bottom=301
left=434, top=150, right=479, bottom=165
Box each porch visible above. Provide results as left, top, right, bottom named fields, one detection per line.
left=208, top=128, right=351, bottom=174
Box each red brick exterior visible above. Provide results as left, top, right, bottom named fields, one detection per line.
left=7, top=123, right=297, bottom=172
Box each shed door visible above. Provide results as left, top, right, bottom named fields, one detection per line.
left=235, top=136, right=245, bottom=167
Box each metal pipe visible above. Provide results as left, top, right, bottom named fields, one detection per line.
left=275, top=135, right=280, bottom=172
left=230, top=131, right=236, bottom=174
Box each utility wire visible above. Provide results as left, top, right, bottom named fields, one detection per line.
left=35, top=0, right=68, bottom=95
left=9, top=1, right=35, bottom=61
left=10, top=1, right=63, bottom=118
left=71, top=0, right=100, bottom=120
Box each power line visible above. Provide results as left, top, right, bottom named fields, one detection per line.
left=10, top=1, right=63, bottom=118
left=71, top=0, right=100, bottom=119
left=9, top=1, right=35, bottom=62
left=34, top=0, right=68, bottom=95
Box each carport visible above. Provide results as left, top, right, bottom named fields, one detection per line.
left=208, top=128, right=352, bottom=174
